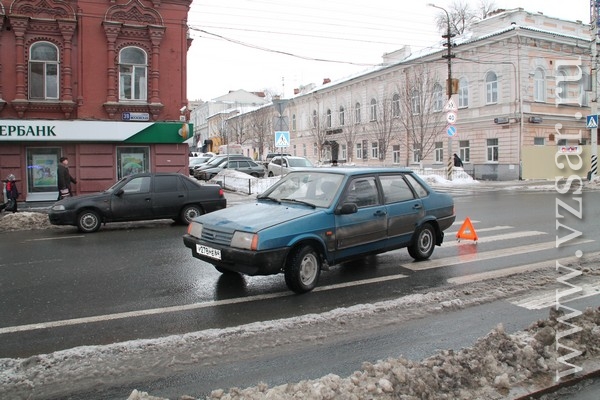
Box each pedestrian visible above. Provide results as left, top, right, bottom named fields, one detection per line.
left=453, top=153, right=463, bottom=168
left=57, top=156, right=77, bottom=200
left=1, top=174, right=19, bottom=213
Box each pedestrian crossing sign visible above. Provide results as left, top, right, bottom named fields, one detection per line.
left=275, top=131, right=290, bottom=148
left=586, top=115, right=598, bottom=129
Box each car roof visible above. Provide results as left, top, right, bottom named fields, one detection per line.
left=287, top=167, right=414, bottom=175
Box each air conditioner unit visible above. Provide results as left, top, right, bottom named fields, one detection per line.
left=529, top=116, right=543, bottom=123
left=494, top=117, right=509, bottom=124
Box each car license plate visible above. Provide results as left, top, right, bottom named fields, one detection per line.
left=197, top=244, right=221, bottom=260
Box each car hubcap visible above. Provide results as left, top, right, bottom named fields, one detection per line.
left=300, top=253, right=318, bottom=285
left=82, top=214, right=97, bottom=229
left=419, top=230, right=433, bottom=253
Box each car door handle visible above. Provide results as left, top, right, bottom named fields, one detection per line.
left=178, top=194, right=184, bottom=198
left=145, top=198, right=151, bottom=202
left=374, top=210, right=387, bottom=216
left=413, top=204, right=422, bottom=209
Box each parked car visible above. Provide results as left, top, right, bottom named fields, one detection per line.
left=183, top=168, right=455, bottom=293
left=267, top=155, right=313, bottom=176
left=264, top=152, right=291, bottom=166
left=189, top=156, right=212, bottom=175
left=196, top=159, right=266, bottom=180
left=193, top=154, right=252, bottom=180
left=49, top=173, right=227, bottom=233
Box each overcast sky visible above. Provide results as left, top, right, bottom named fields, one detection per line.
left=186, top=0, right=591, bottom=101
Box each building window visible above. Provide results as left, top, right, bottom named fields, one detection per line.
left=117, top=146, right=150, bottom=179
left=370, top=98, right=377, bottom=121
left=411, top=89, right=420, bottom=114
left=433, top=84, right=443, bottom=112
left=356, top=142, right=363, bottom=160
left=458, top=77, right=469, bottom=108
left=355, top=102, right=361, bottom=124
left=303, top=143, right=307, bottom=157
left=412, top=148, right=420, bottom=163
left=313, top=142, right=318, bottom=156
left=292, top=114, right=296, bottom=131
left=29, top=41, right=59, bottom=100
left=434, top=142, right=443, bottom=163
left=486, top=138, right=498, bottom=162
left=533, top=68, right=545, bottom=102
left=339, top=106, right=345, bottom=126
left=312, top=110, right=318, bottom=128
left=371, top=141, right=379, bottom=159
left=392, top=145, right=401, bottom=164
left=459, top=140, right=470, bottom=162
left=485, top=71, right=498, bottom=104
left=119, top=47, right=147, bottom=101
left=326, top=109, right=332, bottom=128
left=534, top=137, right=545, bottom=145
left=341, top=143, right=347, bottom=161
left=392, top=93, right=400, bottom=117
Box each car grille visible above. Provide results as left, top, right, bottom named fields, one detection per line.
left=201, top=226, right=233, bottom=246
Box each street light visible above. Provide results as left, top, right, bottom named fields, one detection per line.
left=428, top=3, right=456, bottom=180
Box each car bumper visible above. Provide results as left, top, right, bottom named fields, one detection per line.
left=48, top=210, right=78, bottom=226
left=183, top=234, right=288, bottom=276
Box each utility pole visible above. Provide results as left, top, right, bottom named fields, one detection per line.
left=429, top=3, right=456, bottom=180
left=591, top=1, right=599, bottom=181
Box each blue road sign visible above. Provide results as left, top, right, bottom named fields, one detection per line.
left=447, top=125, right=457, bottom=137
left=275, top=131, right=290, bottom=148
left=586, top=115, right=598, bottom=129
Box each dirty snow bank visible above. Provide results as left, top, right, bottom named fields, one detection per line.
left=0, top=211, right=57, bottom=232
left=1, top=257, right=598, bottom=400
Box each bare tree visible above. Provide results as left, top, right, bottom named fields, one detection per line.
left=364, top=95, right=401, bottom=164
left=397, top=65, right=446, bottom=165
left=338, top=107, right=359, bottom=163
left=246, top=106, right=273, bottom=160
left=477, top=0, right=496, bottom=20
left=434, top=1, right=478, bottom=35
left=305, top=101, right=329, bottom=163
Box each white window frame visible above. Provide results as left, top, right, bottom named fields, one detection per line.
left=326, top=109, right=332, bottom=128
left=339, top=106, right=345, bottom=126
left=392, top=93, right=400, bottom=117
left=355, top=102, right=361, bottom=124
left=371, top=141, right=379, bottom=159
left=370, top=98, right=377, bottom=121
left=411, top=89, right=421, bottom=115
left=434, top=142, right=443, bottom=163
left=459, top=140, right=470, bottom=163
left=29, top=41, right=59, bottom=100
left=119, top=46, right=147, bottom=101
left=392, top=145, right=401, bottom=164
left=486, top=138, right=499, bottom=162
left=485, top=71, right=498, bottom=104
left=433, top=84, right=443, bottom=112
left=533, top=68, right=545, bottom=102
left=356, top=142, right=363, bottom=160
left=458, top=77, right=469, bottom=108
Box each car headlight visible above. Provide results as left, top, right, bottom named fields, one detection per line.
left=51, top=205, right=66, bottom=211
left=187, top=221, right=203, bottom=238
left=231, top=231, right=258, bottom=250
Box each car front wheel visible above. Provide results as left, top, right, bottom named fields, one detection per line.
left=180, top=204, right=204, bottom=224
left=408, top=223, right=435, bottom=260
left=285, top=245, right=321, bottom=294
left=77, top=210, right=101, bottom=233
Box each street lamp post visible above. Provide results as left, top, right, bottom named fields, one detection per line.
left=429, top=3, right=456, bottom=180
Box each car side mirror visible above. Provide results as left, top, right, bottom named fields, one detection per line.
left=115, top=189, right=125, bottom=196
left=337, top=202, right=358, bottom=215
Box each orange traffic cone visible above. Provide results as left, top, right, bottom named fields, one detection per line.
left=456, top=217, right=478, bottom=241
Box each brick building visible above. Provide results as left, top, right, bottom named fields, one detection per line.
left=0, top=0, right=193, bottom=201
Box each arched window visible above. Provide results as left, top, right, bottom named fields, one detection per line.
left=370, top=98, right=377, bottom=121
left=485, top=71, right=498, bottom=104
left=392, top=93, right=400, bottom=117
left=119, top=47, right=147, bottom=101
left=312, top=110, right=318, bottom=128
left=433, top=83, right=443, bottom=112
left=326, top=109, right=332, bottom=128
left=29, top=42, right=59, bottom=100
left=339, top=106, right=345, bottom=126
left=533, top=68, right=545, bottom=102
left=292, top=114, right=297, bottom=131
left=458, top=77, right=469, bottom=108
left=411, top=89, right=421, bottom=115
left=354, top=102, right=361, bottom=124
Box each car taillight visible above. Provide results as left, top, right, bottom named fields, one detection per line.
left=219, top=188, right=224, bottom=197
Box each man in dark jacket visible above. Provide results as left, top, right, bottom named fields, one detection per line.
left=57, top=157, right=77, bottom=200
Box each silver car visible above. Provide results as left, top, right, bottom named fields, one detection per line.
left=267, top=156, right=313, bottom=176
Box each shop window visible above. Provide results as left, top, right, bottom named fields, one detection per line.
left=26, top=147, right=62, bottom=200
left=117, top=147, right=150, bottom=179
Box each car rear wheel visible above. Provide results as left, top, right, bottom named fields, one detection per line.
left=77, top=210, right=101, bottom=233
left=285, top=245, right=321, bottom=294
left=180, top=204, right=204, bottom=224
left=408, top=223, right=435, bottom=260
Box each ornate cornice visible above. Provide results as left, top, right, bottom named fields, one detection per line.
left=105, top=0, right=164, bottom=26
left=9, top=99, right=77, bottom=118
left=9, top=0, right=76, bottom=20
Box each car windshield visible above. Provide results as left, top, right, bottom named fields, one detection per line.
left=288, top=158, right=313, bottom=167
left=105, top=176, right=128, bottom=193
left=190, top=157, right=210, bottom=166
left=259, top=171, right=343, bottom=208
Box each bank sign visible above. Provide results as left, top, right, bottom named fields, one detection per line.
left=0, top=120, right=192, bottom=143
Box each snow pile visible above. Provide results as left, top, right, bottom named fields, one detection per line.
left=0, top=211, right=57, bottom=232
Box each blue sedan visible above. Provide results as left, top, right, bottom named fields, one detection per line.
left=183, top=168, right=455, bottom=293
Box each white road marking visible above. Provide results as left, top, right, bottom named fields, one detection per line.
left=0, top=274, right=408, bottom=335
left=444, top=230, right=547, bottom=247
left=404, top=239, right=594, bottom=271
left=26, top=236, right=85, bottom=241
